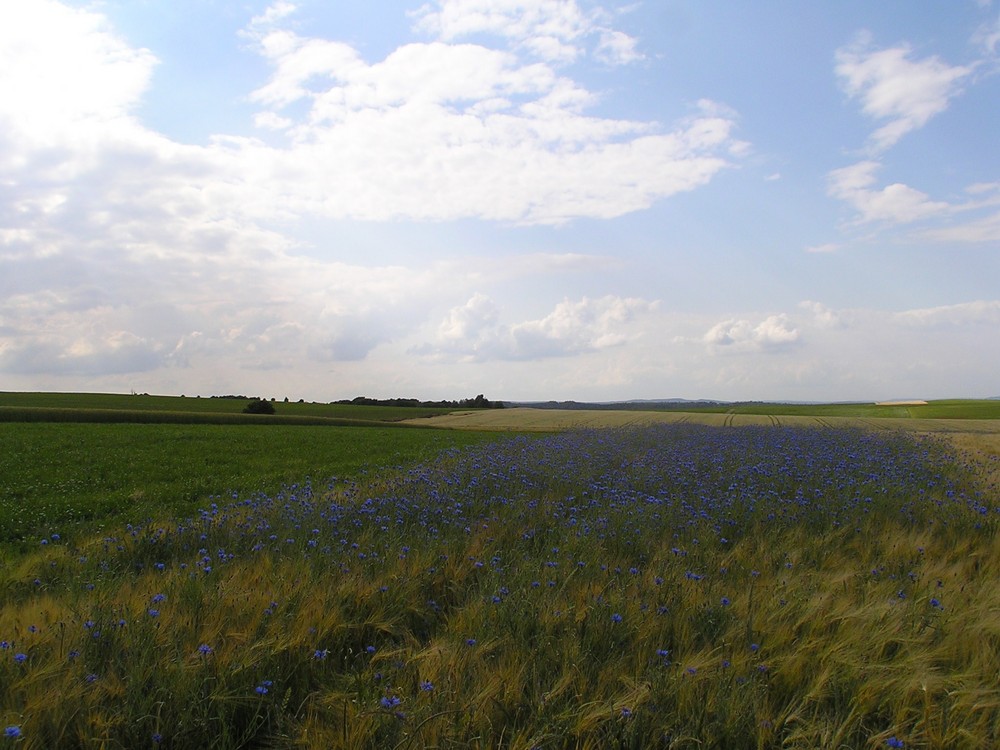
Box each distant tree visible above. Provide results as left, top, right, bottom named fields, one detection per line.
left=244, top=398, right=275, bottom=415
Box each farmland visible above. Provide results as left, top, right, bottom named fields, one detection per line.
left=1, top=396, right=1000, bottom=748
left=0, top=392, right=466, bottom=425
left=0, top=423, right=504, bottom=546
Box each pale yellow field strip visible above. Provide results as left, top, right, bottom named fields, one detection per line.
left=408, top=407, right=1000, bottom=435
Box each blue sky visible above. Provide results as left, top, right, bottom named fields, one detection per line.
left=1, top=1, right=998, bottom=402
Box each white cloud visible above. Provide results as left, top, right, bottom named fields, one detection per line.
left=595, top=29, right=643, bottom=65
left=238, top=16, right=738, bottom=225
left=893, top=300, right=1000, bottom=327
left=421, top=294, right=658, bottom=361
left=804, top=242, right=839, bottom=254
left=412, top=0, right=624, bottom=65
left=703, top=314, right=800, bottom=352
left=0, top=2, right=155, bottom=140
left=973, top=13, right=1000, bottom=55
left=835, top=33, right=974, bottom=152
left=827, top=161, right=952, bottom=225
left=798, top=301, right=843, bottom=329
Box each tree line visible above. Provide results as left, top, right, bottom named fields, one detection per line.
left=335, top=395, right=504, bottom=409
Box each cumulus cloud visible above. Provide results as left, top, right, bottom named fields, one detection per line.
left=702, top=314, right=800, bottom=353
left=0, top=0, right=742, bottom=387
left=421, top=294, right=658, bottom=361
left=827, top=161, right=952, bottom=225
left=239, top=4, right=737, bottom=225
left=798, top=301, right=843, bottom=329
left=411, top=0, right=641, bottom=66
left=835, top=32, right=974, bottom=153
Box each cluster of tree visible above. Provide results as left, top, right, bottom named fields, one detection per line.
left=242, top=398, right=276, bottom=415
left=335, top=394, right=504, bottom=409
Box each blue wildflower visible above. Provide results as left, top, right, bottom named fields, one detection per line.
left=4, top=726, right=21, bottom=738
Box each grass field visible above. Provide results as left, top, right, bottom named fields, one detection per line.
left=2, top=395, right=1000, bottom=747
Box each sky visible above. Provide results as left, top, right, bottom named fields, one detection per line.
left=1, top=1, right=999, bottom=403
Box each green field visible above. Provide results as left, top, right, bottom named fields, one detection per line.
left=717, top=399, right=1000, bottom=420
left=0, top=391, right=463, bottom=424
left=0, top=422, right=501, bottom=546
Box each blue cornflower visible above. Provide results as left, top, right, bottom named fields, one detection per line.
left=465, top=638, right=477, bottom=646
left=620, top=707, right=632, bottom=718
left=148, top=609, right=159, bottom=618
left=611, top=613, right=623, bottom=623
left=886, top=738, right=904, bottom=748
left=152, top=733, right=163, bottom=744
left=4, top=726, right=21, bottom=738
left=380, top=696, right=402, bottom=709
left=720, top=597, right=731, bottom=607
left=198, top=644, right=213, bottom=656
left=750, top=643, right=760, bottom=653
left=13, top=653, right=27, bottom=663
left=930, top=598, right=944, bottom=610
left=314, top=649, right=329, bottom=660
left=420, top=680, right=434, bottom=691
